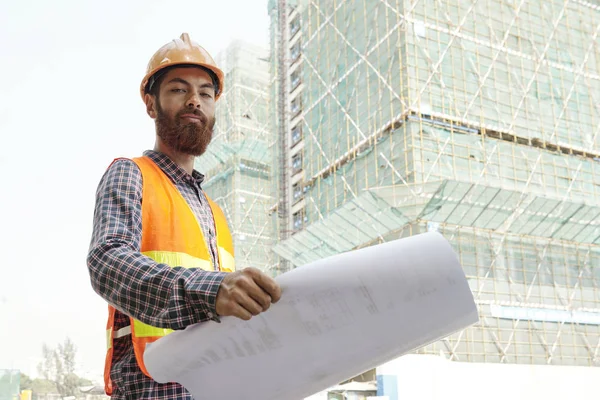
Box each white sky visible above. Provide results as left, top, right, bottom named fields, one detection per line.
left=0, top=0, right=270, bottom=383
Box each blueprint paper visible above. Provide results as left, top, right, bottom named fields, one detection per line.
left=144, top=232, right=479, bottom=399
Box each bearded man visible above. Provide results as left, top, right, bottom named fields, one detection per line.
left=87, top=33, right=282, bottom=400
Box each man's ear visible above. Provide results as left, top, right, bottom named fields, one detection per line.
left=144, top=93, right=157, bottom=119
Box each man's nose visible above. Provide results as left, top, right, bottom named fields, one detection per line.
left=186, top=92, right=202, bottom=109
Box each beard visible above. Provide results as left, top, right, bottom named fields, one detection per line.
left=155, top=102, right=215, bottom=156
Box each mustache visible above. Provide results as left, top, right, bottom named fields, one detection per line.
left=178, top=108, right=207, bottom=120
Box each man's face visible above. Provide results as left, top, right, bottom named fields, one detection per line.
left=148, top=67, right=217, bottom=156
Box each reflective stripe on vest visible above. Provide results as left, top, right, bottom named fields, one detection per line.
left=106, top=326, right=132, bottom=350
left=103, top=156, right=235, bottom=394
left=143, top=250, right=212, bottom=271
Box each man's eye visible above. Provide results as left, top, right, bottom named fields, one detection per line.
left=171, top=88, right=186, bottom=93
left=201, top=93, right=213, bottom=98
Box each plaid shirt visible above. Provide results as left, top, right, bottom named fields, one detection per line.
left=87, top=150, right=228, bottom=399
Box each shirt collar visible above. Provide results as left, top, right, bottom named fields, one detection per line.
left=143, top=150, right=205, bottom=185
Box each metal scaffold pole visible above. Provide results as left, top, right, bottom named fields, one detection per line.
left=277, top=0, right=291, bottom=273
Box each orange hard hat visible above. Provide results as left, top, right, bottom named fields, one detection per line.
left=140, top=33, right=224, bottom=100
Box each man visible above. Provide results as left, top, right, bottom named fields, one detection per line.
left=87, top=33, right=282, bottom=399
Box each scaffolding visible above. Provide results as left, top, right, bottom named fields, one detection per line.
left=270, top=0, right=600, bottom=367
left=194, top=40, right=277, bottom=273
left=268, top=0, right=294, bottom=274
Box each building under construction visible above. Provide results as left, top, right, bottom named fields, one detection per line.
left=267, top=0, right=600, bottom=385
left=194, top=40, right=277, bottom=273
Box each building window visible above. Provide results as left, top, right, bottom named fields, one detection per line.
left=290, top=16, right=300, bottom=37
left=290, top=41, right=301, bottom=62
left=293, top=208, right=308, bottom=231
left=290, top=69, right=301, bottom=91
left=291, top=125, right=302, bottom=146
left=291, top=97, right=302, bottom=117
left=292, top=152, right=303, bottom=174
left=293, top=182, right=304, bottom=203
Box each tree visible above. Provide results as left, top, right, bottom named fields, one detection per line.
left=37, top=337, right=84, bottom=397
left=29, top=378, right=56, bottom=396
left=19, top=373, right=33, bottom=391
left=17, top=373, right=57, bottom=396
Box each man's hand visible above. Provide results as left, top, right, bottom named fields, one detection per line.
left=215, top=267, right=282, bottom=321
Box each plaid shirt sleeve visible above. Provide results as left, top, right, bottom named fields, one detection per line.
left=87, top=159, right=227, bottom=329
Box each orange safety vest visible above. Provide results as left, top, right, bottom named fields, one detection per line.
left=102, top=156, right=235, bottom=395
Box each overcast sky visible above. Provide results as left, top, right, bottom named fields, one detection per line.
left=0, top=0, right=270, bottom=382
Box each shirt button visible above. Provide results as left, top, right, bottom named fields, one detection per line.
left=207, top=312, right=214, bottom=319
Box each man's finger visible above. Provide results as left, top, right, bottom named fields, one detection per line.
left=245, top=283, right=273, bottom=311
left=253, top=273, right=282, bottom=303
left=230, top=303, right=253, bottom=321
left=237, top=293, right=264, bottom=316
left=236, top=273, right=272, bottom=310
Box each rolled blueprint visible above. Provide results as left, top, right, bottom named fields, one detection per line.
left=144, top=231, right=479, bottom=399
